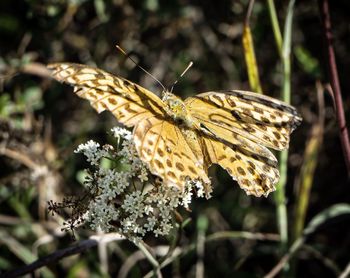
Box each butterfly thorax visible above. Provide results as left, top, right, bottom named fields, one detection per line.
left=163, top=92, right=199, bottom=129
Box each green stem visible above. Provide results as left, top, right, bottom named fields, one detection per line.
left=282, top=0, right=295, bottom=105
left=277, top=1, right=296, bottom=272
left=135, top=241, right=161, bottom=276
left=276, top=150, right=288, bottom=252
left=266, top=0, right=283, bottom=57
left=267, top=0, right=295, bottom=257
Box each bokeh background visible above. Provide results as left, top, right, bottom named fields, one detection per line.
left=0, top=0, right=349, bottom=277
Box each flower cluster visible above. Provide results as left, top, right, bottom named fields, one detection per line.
left=72, top=127, right=207, bottom=242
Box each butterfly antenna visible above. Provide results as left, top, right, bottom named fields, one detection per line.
left=170, top=61, right=193, bottom=93
left=116, top=45, right=166, bottom=93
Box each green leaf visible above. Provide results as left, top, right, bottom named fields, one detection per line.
left=242, top=24, right=262, bottom=93
left=304, top=203, right=350, bottom=236
left=22, top=86, right=44, bottom=110
left=293, top=124, right=323, bottom=241
left=77, top=170, right=89, bottom=185
left=294, top=45, right=321, bottom=77
left=0, top=93, right=13, bottom=117
left=94, top=0, right=109, bottom=23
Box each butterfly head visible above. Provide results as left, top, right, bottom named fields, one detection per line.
left=162, top=92, right=190, bottom=125
left=163, top=91, right=184, bottom=112
left=162, top=92, right=201, bottom=129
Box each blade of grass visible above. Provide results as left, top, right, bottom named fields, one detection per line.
left=292, top=125, right=322, bottom=240
left=242, top=25, right=263, bottom=93
left=196, top=215, right=208, bottom=278
left=281, top=0, right=295, bottom=105
left=292, top=81, right=325, bottom=242
left=267, top=0, right=296, bottom=256
left=0, top=230, right=54, bottom=277
left=294, top=45, right=321, bottom=78
left=243, top=0, right=263, bottom=93
left=289, top=115, right=323, bottom=277
left=265, top=203, right=350, bottom=278
left=274, top=149, right=288, bottom=252
left=266, top=0, right=282, bottom=57
left=94, top=0, right=109, bottom=23
left=134, top=241, right=162, bottom=277
left=144, top=230, right=280, bottom=278
left=339, top=261, right=350, bottom=278
left=302, top=244, right=340, bottom=275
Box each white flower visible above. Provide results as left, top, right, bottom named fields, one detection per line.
left=134, top=225, right=146, bottom=236
left=194, top=180, right=205, bottom=198
left=98, top=169, right=129, bottom=197
left=121, top=191, right=145, bottom=218
left=159, top=222, right=173, bottom=235
left=138, top=167, right=148, bottom=182
left=144, top=205, right=153, bottom=215
left=73, top=127, right=209, bottom=241
left=177, top=180, right=194, bottom=209
left=120, top=217, right=135, bottom=234
left=111, top=126, right=132, bottom=140
left=74, top=140, right=108, bottom=166
left=118, top=140, right=139, bottom=164
left=144, top=216, right=157, bottom=231
left=154, top=221, right=173, bottom=237
left=87, top=199, right=119, bottom=232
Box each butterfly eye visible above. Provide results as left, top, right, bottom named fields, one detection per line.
left=175, top=118, right=184, bottom=125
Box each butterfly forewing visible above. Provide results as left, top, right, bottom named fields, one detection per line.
left=48, top=63, right=166, bottom=126
left=185, top=90, right=302, bottom=151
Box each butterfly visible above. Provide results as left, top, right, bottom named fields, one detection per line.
left=47, top=62, right=301, bottom=197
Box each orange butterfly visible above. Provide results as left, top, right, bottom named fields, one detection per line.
left=48, top=62, right=301, bottom=197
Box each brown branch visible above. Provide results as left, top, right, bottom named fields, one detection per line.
left=1, top=239, right=98, bottom=278
left=245, top=0, right=255, bottom=26
left=1, top=233, right=124, bottom=278
left=339, top=260, right=350, bottom=278
left=318, top=0, right=350, bottom=175
left=206, top=231, right=280, bottom=242
left=264, top=238, right=304, bottom=278
left=1, top=147, right=39, bottom=170
left=302, top=244, right=340, bottom=275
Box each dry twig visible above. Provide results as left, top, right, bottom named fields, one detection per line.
left=318, top=0, right=350, bottom=175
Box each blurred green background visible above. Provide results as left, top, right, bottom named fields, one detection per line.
left=0, top=0, right=349, bottom=277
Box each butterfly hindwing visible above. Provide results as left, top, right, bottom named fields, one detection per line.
left=202, top=135, right=278, bottom=197
left=133, top=116, right=211, bottom=194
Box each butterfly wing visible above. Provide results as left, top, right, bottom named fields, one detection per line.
left=48, top=63, right=166, bottom=126
left=133, top=115, right=211, bottom=195
left=185, top=90, right=301, bottom=151
left=48, top=63, right=212, bottom=193
left=201, top=135, right=278, bottom=197
left=185, top=90, right=301, bottom=197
